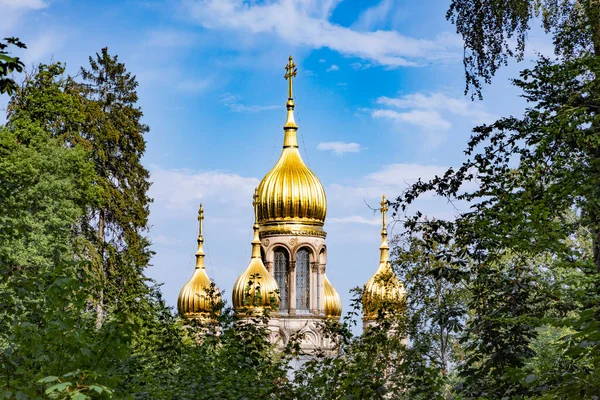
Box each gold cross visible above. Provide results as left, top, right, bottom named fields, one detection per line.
left=380, top=195, right=388, bottom=230
left=253, top=188, right=259, bottom=222
left=198, top=203, right=204, bottom=236
left=284, top=55, right=297, bottom=99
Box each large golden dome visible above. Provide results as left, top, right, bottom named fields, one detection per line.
left=362, top=196, right=405, bottom=320
left=178, top=204, right=221, bottom=320
left=256, top=56, right=326, bottom=233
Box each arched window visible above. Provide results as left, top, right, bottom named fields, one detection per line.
left=296, top=248, right=310, bottom=311
left=274, top=249, right=289, bottom=311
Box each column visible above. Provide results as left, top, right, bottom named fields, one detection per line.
left=289, top=260, right=296, bottom=316
left=319, top=265, right=326, bottom=315
left=311, top=262, right=318, bottom=315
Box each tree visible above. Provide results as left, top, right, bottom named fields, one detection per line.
left=78, top=48, right=153, bottom=327
left=447, top=0, right=600, bottom=96
left=391, top=51, right=600, bottom=397
left=393, top=230, right=468, bottom=380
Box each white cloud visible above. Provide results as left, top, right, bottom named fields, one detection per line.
left=0, top=0, right=46, bottom=9
left=377, top=92, right=496, bottom=124
left=0, top=0, right=47, bottom=34
left=371, top=92, right=496, bottom=149
left=185, top=0, right=461, bottom=68
left=319, top=59, right=326, bottom=63
left=150, top=167, right=259, bottom=211
left=220, top=92, right=280, bottom=112
left=326, top=162, right=467, bottom=226
left=327, top=64, right=339, bottom=72
left=372, top=109, right=451, bottom=130
left=350, top=62, right=371, bottom=70
left=353, top=0, right=395, bottom=30
left=317, top=141, right=361, bottom=155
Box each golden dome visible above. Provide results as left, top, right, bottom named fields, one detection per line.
left=362, top=195, right=405, bottom=320
left=256, top=56, right=327, bottom=233
left=232, top=190, right=280, bottom=312
left=178, top=204, right=221, bottom=320
left=323, top=274, right=342, bottom=319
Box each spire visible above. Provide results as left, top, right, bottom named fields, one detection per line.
left=195, top=203, right=206, bottom=269
left=379, top=195, right=389, bottom=263
left=283, top=55, right=298, bottom=147
left=251, top=188, right=261, bottom=259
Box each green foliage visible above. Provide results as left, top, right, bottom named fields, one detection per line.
left=77, top=47, right=153, bottom=327
left=0, top=37, right=26, bottom=96
left=447, top=0, right=600, bottom=95
left=392, top=51, right=600, bottom=398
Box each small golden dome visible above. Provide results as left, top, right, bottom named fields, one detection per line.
left=178, top=204, right=221, bottom=320
left=323, top=274, right=342, bottom=319
left=232, top=190, right=280, bottom=312
left=256, top=56, right=327, bottom=230
left=362, top=195, right=405, bottom=320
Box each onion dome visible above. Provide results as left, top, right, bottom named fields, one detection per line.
left=362, top=195, right=405, bottom=320
left=232, top=189, right=280, bottom=312
left=178, top=204, right=221, bottom=320
left=323, top=274, right=342, bottom=319
left=255, top=56, right=327, bottom=234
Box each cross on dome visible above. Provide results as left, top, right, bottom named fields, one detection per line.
left=284, top=55, right=297, bottom=100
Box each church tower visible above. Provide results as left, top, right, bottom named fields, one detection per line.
left=253, top=55, right=340, bottom=352
left=178, top=204, right=221, bottom=322
left=362, top=195, right=405, bottom=332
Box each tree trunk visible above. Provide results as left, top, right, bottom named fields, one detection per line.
left=95, top=209, right=105, bottom=329
left=585, top=0, right=600, bottom=272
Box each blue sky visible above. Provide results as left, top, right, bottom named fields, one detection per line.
left=1, top=0, right=553, bottom=322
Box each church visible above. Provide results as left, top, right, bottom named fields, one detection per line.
left=177, top=56, right=405, bottom=353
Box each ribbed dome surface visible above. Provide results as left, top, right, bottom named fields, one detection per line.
left=323, top=274, right=342, bottom=319
left=256, top=143, right=327, bottom=226
left=233, top=224, right=280, bottom=311
left=178, top=268, right=220, bottom=319
left=362, top=262, right=405, bottom=319
left=232, top=258, right=280, bottom=311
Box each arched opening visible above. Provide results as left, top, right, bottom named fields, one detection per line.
left=296, top=248, right=311, bottom=311
left=273, top=248, right=289, bottom=311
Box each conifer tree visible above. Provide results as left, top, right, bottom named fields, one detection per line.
left=79, top=48, right=153, bottom=327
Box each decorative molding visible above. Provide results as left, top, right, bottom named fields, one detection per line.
left=289, top=237, right=298, bottom=247
left=263, top=239, right=270, bottom=247
left=260, top=229, right=327, bottom=239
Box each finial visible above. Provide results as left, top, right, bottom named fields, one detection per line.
left=283, top=55, right=299, bottom=143
left=198, top=203, right=204, bottom=238
left=284, top=55, right=297, bottom=100
left=380, top=195, right=388, bottom=238
left=251, top=188, right=261, bottom=258
left=252, top=188, right=259, bottom=225
left=195, top=203, right=206, bottom=269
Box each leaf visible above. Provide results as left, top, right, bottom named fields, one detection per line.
left=45, top=382, right=71, bottom=393
left=38, top=376, right=59, bottom=383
